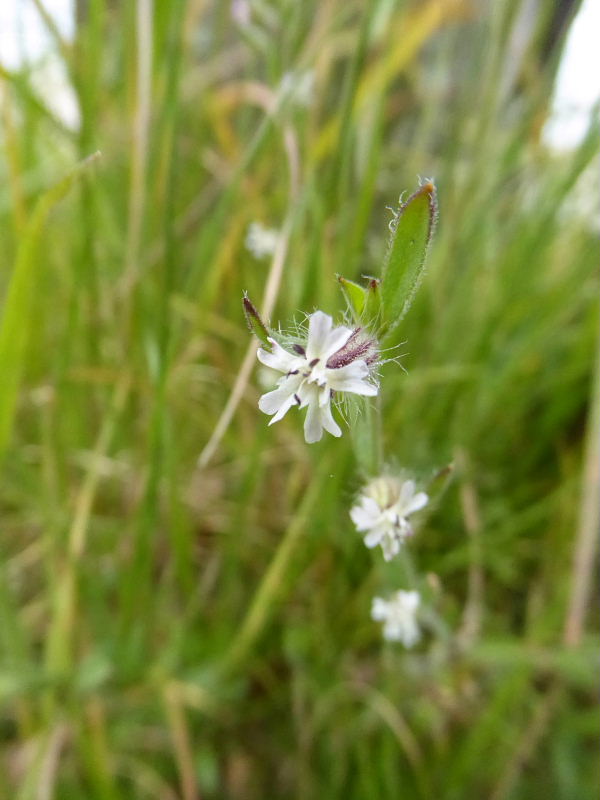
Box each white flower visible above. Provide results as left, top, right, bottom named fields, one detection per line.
left=350, top=476, right=428, bottom=560
left=257, top=310, right=378, bottom=443
left=371, top=590, right=421, bottom=646
left=278, top=70, right=315, bottom=108
left=245, top=222, right=280, bottom=260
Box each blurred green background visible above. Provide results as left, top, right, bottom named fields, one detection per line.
left=1, top=1, right=598, bottom=798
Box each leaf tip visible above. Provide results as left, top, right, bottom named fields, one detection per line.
left=242, top=293, right=270, bottom=348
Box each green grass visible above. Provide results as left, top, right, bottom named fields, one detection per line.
left=1, top=1, right=598, bottom=798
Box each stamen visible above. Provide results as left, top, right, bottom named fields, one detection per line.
left=308, top=358, right=320, bottom=367
left=287, top=369, right=299, bottom=376
left=293, top=344, right=306, bottom=355
left=294, top=393, right=301, bottom=405
left=326, top=331, right=377, bottom=369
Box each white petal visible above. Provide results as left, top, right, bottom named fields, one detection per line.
left=349, top=497, right=381, bottom=530
left=404, top=492, right=428, bottom=515
left=319, top=402, right=342, bottom=437
left=257, top=338, right=300, bottom=373
left=259, top=387, right=291, bottom=416
left=363, top=528, right=383, bottom=548
left=381, top=534, right=400, bottom=561
left=371, top=597, right=388, bottom=621
left=318, top=384, right=331, bottom=407
left=327, top=361, right=369, bottom=381
left=350, top=506, right=374, bottom=530
left=258, top=374, right=300, bottom=416
left=327, top=376, right=378, bottom=396
left=305, top=311, right=333, bottom=361
left=297, top=381, right=317, bottom=409
left=398, top=590, right=420, bottom=611
left=303, top=402, right=323, bottom=443
left=398, top=479, right=416, bottom=508
left=382, top=621, right=400, bottom=641
left=269, top=392, right=299, bottom=424
left=320, top=325, right=353, bottom=361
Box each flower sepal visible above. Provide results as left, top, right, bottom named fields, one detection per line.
left=242, top=294, right=274, bottom=350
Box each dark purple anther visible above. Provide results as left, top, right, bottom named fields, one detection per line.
left=326, top=328, right=377, bottom=369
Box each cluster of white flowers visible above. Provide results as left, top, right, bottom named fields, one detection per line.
left=257, top=310, right=378, bottom=443
left=245, top=222, right=280, bottom=260
left=371, top=590, right=420, bottom=646
left=351, top=475, right=428, bottom=647
left=251, top=307, right=428, bottom=649
left=350, top=475, right=428, bottom=561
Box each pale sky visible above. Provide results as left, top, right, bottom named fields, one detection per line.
left=543, top=0, right=600, bottom=149
left=0, top=0, right=74, bottom=68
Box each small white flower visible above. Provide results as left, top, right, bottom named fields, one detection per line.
left=278, top=70, right=315, bottom=108
left=245, top=222, right=280, bottom=260
left=371, top=590, right=421, bottom=646
left=257, top=310, right=378, bottom=443
left=350, top=476, right=428, bottom=560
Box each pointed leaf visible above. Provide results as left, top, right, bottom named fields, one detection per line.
left=337, top=275, right=367, bottom=318
left=381, top=181, right=437, bottom=334
left=363, top=278, right=382, bottom=328
left=242, top=294, right=271, bottom=349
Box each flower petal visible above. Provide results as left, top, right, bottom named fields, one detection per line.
left=303, top=401, right=323, bottom=443
left=350, top=506, right=374, bottom=530
left=326, top=361, right=377, bottom=396
left=318, top=385, right=331, bottom=407
left=257, top=338, right=300, bottom=373
left=397, top=590, right=420, bottom=611
left=269, top=392, right=300, bottom=424
left=371, top=597, right=388, bottom=621
left=306, top=311, right=354, bottom=362
left=320, top=325, right=353, bottom=361
left=297, top=381, right=317, bottom=409
left=258, top=374, right=301, bottom=416
left=398, top=479, right=416, bottom=508
left=305, top=311, right=333, bottom=361
left=328, top=376, right=378, bottom=396
left=350, top=497, right=381, bottom=530
left=319, top=402, right=342, bottom=438
left=381, top=533, right=400, bottom=561
left=327, top=361, right=370, bottom=381
left=363, top=528, right=383, bottom=548
left=404, top=491, right=428, bottom=515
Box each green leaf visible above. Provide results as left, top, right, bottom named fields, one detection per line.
left=363, top=278, right=382, bottom=328
left=242, top=294, right=271, bottom=349
left=380, top=181, right=437, bottom=335
left=0, top=152, right=101, bottom=461
left=337, top=274, right=367, bottom=318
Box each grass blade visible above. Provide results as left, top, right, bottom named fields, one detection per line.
left=0, top=152, right=100, bottom=460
